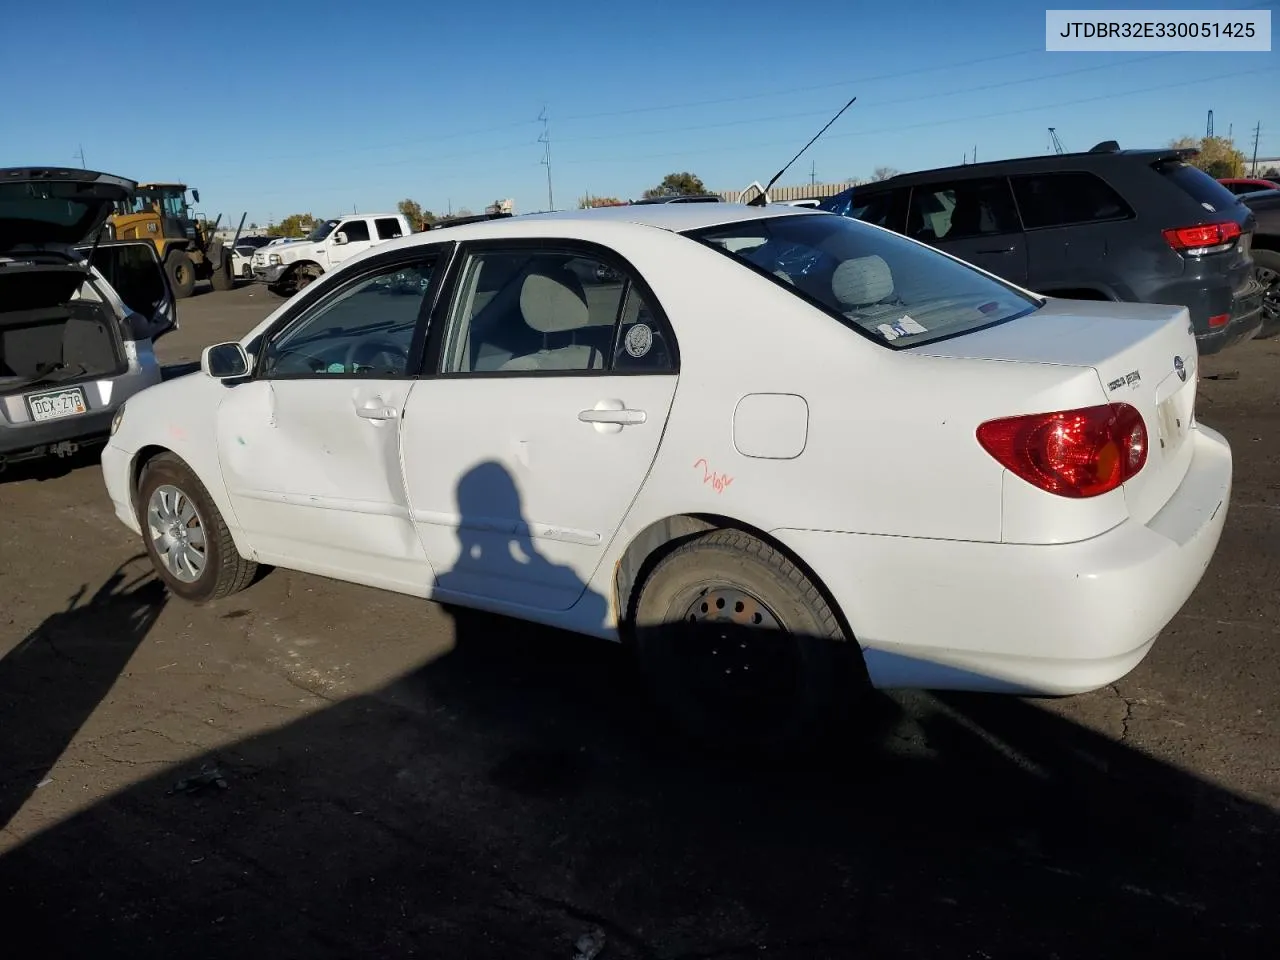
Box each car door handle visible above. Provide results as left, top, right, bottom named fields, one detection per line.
left=578, top=408, right=646, bottom=425
left=355, top=404, right=398, bottom=420
left=977, top=246, right=1015, bottom=254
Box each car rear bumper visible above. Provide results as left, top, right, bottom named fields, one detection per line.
left=775, top=424, right=1231, bottom=696
left=0, top=362, right=161, bottom=465
left=1166, top=276, right=1265, bottom=355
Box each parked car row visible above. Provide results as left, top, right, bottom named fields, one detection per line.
left=815, top=142, right=1273, bottom=354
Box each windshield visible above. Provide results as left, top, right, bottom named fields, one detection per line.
left=686, top=213, right=1040, bottom=349
left=308, top=219, right=340, bottom=242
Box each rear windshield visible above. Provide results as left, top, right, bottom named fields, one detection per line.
left=686, top=213, right=1040, bottom=349
left=1154, top=160, right=1240, bottom=214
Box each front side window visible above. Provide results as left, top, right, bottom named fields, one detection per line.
left=689, top=214, right=1040, bottom=349
left=907, top=178, right=1019, bottom=242
left=259, top=258, right=435, bottom=378
left=339, top=219, right=371, bottom=243
left=439, top=249, right=673, bottom=374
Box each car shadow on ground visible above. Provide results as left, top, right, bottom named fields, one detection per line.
left=0, top=558, right=166, bottom=828
left=0, top=464, right=1274, bottom=958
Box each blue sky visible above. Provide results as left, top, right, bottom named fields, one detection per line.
left=1, top=0, right=1275, bottom=226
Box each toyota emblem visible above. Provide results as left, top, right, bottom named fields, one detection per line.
left=1174, top=356, right=1186, bottom=382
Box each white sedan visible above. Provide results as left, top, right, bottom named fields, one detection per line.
left=100, top=203, right=1230, bottom=748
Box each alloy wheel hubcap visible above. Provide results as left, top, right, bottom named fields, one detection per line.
left=146, top=484, right=207, bottom=583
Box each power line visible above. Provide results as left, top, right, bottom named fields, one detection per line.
left=563, top=65, right=1278, bottom=167
left=554, top=51, right=1174, bottom=147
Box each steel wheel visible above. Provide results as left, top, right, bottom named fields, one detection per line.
left=145, top=483, right=207, bottom=583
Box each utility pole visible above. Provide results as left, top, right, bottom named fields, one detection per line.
left=538, top=106, right=554, bottom=212
left=73, top=145, right=86, bottom=168
left=809, top=159, right=816, bottom=187
left=1251, top=122, right=1261, bottom=175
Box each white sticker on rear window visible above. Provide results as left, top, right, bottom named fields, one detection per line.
left=625, top=323, right=653, bottom=358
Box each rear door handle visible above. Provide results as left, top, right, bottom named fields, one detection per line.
left=578, top=408, right=646, bottom=425
left=977, top=246, right=1015, bottom=254
left=355, top=405, right=398, bottom=420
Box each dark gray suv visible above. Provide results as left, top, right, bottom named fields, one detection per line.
left=818, top=143, right=1263, bottom=355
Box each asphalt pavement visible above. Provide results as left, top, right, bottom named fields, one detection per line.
left=0, top=282, right=1276, bottom=959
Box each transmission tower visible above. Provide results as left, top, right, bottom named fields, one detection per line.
left=538, top=106, right=554, bottom=212
left=1206, top=109, right=1214, bottom=138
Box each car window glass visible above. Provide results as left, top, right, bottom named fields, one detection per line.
left=1010, top=172, right=1133, bottom=228
left=339, top=219, right=371, bottom=243
left=375, top=217, right=403, bottom=240
left=1154, top=160, right=1240, bottom=213
left=907, top=178, right=1019, bottom=242
left=692, top=213, right=1039, bottom=349
left=260, top=259, right=434, bottom=378
left=440, top=250, right=669, bottom=374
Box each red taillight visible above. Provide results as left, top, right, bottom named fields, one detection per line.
left=977, top=403, right=1148, bottom=499
left=1208, top=313, right=1230, bottom=329
left=1162, top=220, right=1241, bottom=254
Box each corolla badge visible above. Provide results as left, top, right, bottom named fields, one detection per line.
left=1174, top=355, right=1187, bottom=382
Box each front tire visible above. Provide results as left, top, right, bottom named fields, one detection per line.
left=630, top=529, right=855, bottom=754
left=137, top=453, right=257, bottom=603
left=210, top=256, right=234, bottom=292
left=166, top=251, right=197, bottom=299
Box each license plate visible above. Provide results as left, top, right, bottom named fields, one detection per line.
left=27, top=387, right=88, bottom=422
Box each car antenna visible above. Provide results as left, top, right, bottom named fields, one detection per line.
left=747, top=95, right=857, bottom=207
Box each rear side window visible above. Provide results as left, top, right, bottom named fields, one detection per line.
left=906, top=178, right=1020, bottom=242
left=1010, top=172, right=1134, bottom=229
left=375, top=217, right=403, bottom=239
left=1154, top=160, right=1240, bottom=214
left=341, top=219, right=371, bottom=242
left=820, top=188, right=897, bottom=226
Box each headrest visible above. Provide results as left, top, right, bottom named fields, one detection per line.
left=520, top=268, right=589, bottom=333
left=831, top=255, right=893, bottom=307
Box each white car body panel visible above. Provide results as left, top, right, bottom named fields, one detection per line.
left=102, top=204, right=1231, bottom=695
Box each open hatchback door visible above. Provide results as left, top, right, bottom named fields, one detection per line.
left=1, top=167, right=176, bottom=465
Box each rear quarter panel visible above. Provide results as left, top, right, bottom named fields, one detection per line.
left=593, top=231, right=1110, bottom=551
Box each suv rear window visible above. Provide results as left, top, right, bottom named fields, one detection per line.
left=1155, top=160, right=1240, bottom=214
left=687, top=213, right=1039, bottom=349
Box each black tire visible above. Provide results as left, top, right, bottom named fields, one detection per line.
left=293, top=263, right=322, bottom=293
left=1252, top=248, right=1280, bottom=339
left=629, top=528, right=856, bottom=755
left=166, top=251, right=197, bottom=299
left=209, top=255, right=234, bottom=292
left=137, top=453, right=258, bottom=603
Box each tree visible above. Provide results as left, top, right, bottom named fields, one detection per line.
left=1168, top=135, right=1247, bottom=179
left=268, top=213, right=317, bottom=238
left=248, top=222, right=258, bottom=231
left=643, top=172, right=707, bottom=198
left=455, top=207, right=473, bottom=218
left=1264, top=167, right=1280, bottom=179
left=398, top=199, right=436, bottom=230
left=871, top=166, right=899, bottom=181
left=579, top=194, right=625, bottom=208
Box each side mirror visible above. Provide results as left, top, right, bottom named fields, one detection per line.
left=191, top=189, right=200, bottom=203
left=201, top=341, right=250, bottom=380
left=332, top=231, right=348, bottom=245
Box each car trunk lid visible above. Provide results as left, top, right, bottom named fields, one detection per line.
left=909, top=298, right=1199, bottom=524
left=0, top=167, right=136, bottom=253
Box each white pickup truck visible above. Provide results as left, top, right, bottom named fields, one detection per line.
left=251, top=212, right=412, bottom=296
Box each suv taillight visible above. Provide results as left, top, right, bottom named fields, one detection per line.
left=1162, top=220, right=1241, bottom=255
left=977, top=403, right=1147, bottom=499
